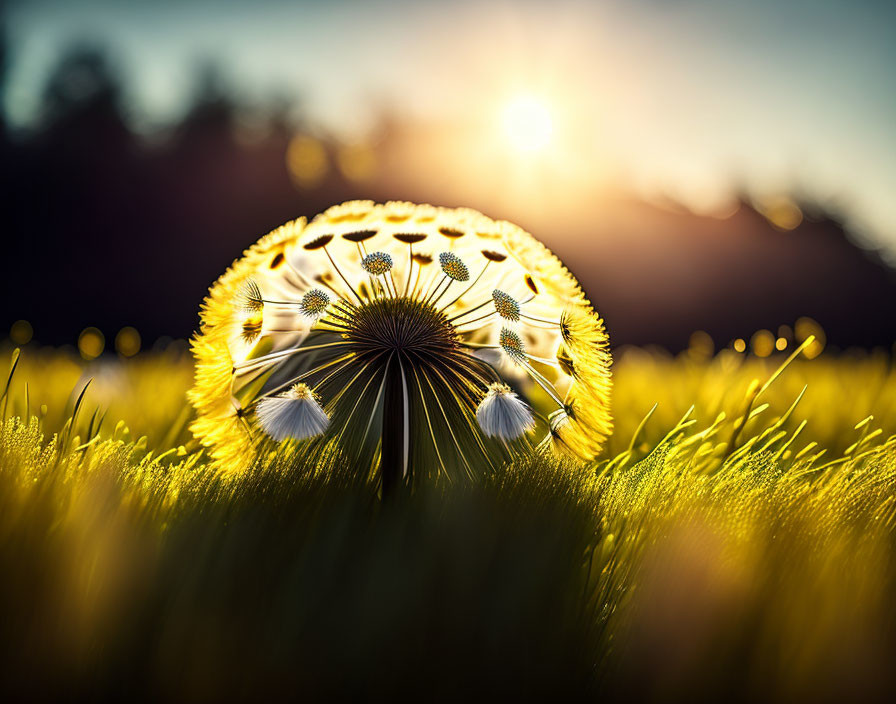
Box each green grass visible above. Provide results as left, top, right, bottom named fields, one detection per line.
left=1, top=341, right=895, bottom=700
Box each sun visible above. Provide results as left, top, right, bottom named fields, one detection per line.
left=501, top=94, right=553, bottom=153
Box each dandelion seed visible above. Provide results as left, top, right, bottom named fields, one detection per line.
left=361, top=251, right=393, bottom=276
left=238, top=279, right=264, bottom=312
left=190, top=201, right=612, bottom=479
left=255, top=383, right=329, bottom=441
left=499, top=328, right=526, bottom=363
left=476, top=383, right=534, bottom=440
left=439, top=252, right=470, bottom=282
left=300, top=289, right=330, bottom=317
left=492, top=290, right=521, bottom=322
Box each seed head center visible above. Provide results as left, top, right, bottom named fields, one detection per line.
left=344, top=297, right=458, bottom=360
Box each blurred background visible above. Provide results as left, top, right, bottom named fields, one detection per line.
left=1, top=0, right=895, bottom=353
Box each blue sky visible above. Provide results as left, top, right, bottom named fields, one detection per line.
left=5, top=0, right=895, bottom=254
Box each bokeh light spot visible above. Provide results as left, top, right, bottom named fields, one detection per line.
left=688, top=330, right=714, bottom=360
left=795, top=317, right=825, bottom=359
left=286, top=135, right=327, bottom=189
left=751, top=329, right=775, bottom=358
left=756, top=196, right=803, bottom=231
left=78, top=327, right=105, bottom=360
left=115, top=326, right=141, bottom=357
left=10, top=320, right=33, bottom=345
left=337, top=143, right=376, bottom=182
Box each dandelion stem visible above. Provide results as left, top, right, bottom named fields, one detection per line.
left=380, top=352, right=411, bottom=500
left=462, top=343, right=557, bottom=367
left=521, top=313, right=560, bottom=328
left=447, top=298, right=492, bottom=323
left=522, top=360, right=566, bottom=407
left=430, top=277, right=454, bottom=306
left=421, top=270, right=447, bottom=304
left=403, top=244, right=414, bottom=296
left=322, top=245, right=364, bottom=305
left=423, top=274, right=450, bottom=306
left=233, top=342, right=347, bottom=373
left=259, top=298, right=300, bottom=306
left=455, top=310, right=498, bottom=330
left=440, top=261, right=490, bottom=312
left=245, top=353, right=356, bottom=405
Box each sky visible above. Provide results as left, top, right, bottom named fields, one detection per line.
left=4, top=0, right=896, bottom=255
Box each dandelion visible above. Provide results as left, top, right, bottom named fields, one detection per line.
left=255, top=383, right=330, bottom=441
left=476, top=383, right=535, bottom=440
left=188, top=201, right=612, bottom=490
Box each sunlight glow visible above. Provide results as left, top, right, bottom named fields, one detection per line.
left=502, top=95, right=553, bottom=153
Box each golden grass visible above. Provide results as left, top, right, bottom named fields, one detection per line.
left=1, top=340, right=895, bottom=699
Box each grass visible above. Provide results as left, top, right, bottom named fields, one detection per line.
left=1, top=340, right=895, bottom=700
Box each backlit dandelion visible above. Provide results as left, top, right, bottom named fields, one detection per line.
left=188, top=201, right=612, bottom=491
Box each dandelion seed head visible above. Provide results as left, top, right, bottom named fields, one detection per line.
left=439, top=251, right=470, bottom=282
left=300, top=289, right=330, bottom=317
left=361, top=251, right=393, bottom=276
left=492, top=289, right=521, bottom=321
left=190, top=201, right=613, bottom=475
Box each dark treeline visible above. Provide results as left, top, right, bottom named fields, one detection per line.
left=0, top=40, right=379, bottom=346
left=2, top=26, right=895, bottom=351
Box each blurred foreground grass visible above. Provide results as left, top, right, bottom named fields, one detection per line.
left=1, top=341, right=895, bottom=700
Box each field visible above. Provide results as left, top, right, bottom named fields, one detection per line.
left=2, top=340, right=895, bottom=700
